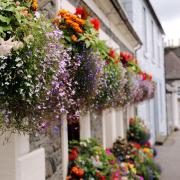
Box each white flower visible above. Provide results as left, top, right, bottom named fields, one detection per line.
left=0, top=37, right=24, bottom=56
left=23, top=35, right=34, bottom=44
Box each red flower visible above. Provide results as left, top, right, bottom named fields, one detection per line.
left=96, top=172, right=106, bottom=180
left=142, top=72, right=147, bottom=81
left=75, top=7, right=84, bottom=15
left=90, top=18, right=100, bottom=31
left=133, top=143, right=141, bottom=149
left=75, top=7, right=89, bottom=19
left=109, top=49, right=115, bottom=59
left=106, top=60, right=110, bottom=65
left=101, top=176, right=106, bottom=180
left=149, top=73, right=152, bottom=80
left=120, top=52, right=132, bottom=61
left=69, top=148, right=78, bottom=161
left=145, top=141, right=152, bottom=148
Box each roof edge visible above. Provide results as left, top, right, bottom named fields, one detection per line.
left=110, top=0, right=142, bottom=46
left=144, top=0, right=165, bottom=35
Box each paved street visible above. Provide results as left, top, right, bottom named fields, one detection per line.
left=156, top=131, right=180, bottom=180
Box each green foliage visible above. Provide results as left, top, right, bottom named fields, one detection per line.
left=0, top=0, right=33, bottom=39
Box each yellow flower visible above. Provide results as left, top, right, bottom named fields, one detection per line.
left=143, top=148, right=150, bottom=154
left=32, top=0, right=38, bottom=11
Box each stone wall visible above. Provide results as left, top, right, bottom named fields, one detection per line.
left=30, top=126, right=63, bottom=180
left=39, top=0, right=56, bottom=18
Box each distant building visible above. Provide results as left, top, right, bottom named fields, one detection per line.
left=121, top=0, right=167, bottom=143
left=165, top=47, right=180, bottom=134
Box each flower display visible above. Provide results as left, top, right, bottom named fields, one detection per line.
left=111, top=136, right=161, bottom=180
left=67, top=139, right=119, bottom=179
left=67, top=137, right=160, bottom=180
left=127, top=117, right=150, bottom=145
left=0, top=4, right=157, bottom=133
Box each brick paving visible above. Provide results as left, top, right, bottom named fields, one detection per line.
left=156, top=131, right=180, bottom=180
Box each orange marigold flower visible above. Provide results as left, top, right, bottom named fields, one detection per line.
left=74, top=18, right=86, bottom=26
left=58, top=9, right=69, bottom=17
left=71, top=35, right=78, bottom=42
left=66, top=20, right=74, bottom=26
left=71, top=22, right=80, bottom=28
left=114, top=60, right=119, bottom=64
left=71, top=166, right=84, bottom=177
left=73, top=26, right=83, bottom=33
left=71, top=14, right=78, bottom=19
left=32, top=0, right=38, bottom=11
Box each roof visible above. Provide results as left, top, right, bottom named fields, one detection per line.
left=144, top=0, right=165, bottom=35
left=165, top=51, right=180, bottom=80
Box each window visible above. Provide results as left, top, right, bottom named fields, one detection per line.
left=143, top=7, right=148, bottom=54
left=158, top=30, right=162, bottom=67
left=151, top=20, right=155, bottom=60
left=178, top=87, right=180, bottom=96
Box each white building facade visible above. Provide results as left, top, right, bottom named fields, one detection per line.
left=0, top=1, right=142, bottom=180
left=121, top=0, right=167, bottom=143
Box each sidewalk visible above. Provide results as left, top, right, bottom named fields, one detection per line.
left=156, top=131, right=180, bottom=180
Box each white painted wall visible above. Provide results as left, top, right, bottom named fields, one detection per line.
left=80, top=111, right=91, bottom=139
left=0, top=133, right=45, bottom=180
left=171, top=80, right=180, bottom=128
left=17, top=148, right=45, bottom=180
left=61, top=114, right=68, bottom=180
left=102, top=109, right=117, bottom=148
left=115, top=108, right=125, bottom=138
left=122, top=0, right=167, bottom=141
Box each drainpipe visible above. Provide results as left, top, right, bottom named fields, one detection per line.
left=134, top=44, right=142, bottom=58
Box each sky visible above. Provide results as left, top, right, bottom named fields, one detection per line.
left=150, top=0, right=180, bottom=46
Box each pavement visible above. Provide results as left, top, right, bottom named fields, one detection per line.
left=156, top=131, right=180, bottom=180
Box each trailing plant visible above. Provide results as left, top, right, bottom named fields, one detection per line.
left=0, top=16, right=76, bottom=133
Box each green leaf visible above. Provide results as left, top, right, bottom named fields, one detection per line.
left=64, top=36, right=71, bottom=42
left=85, top=40, right=91, bottom=48
left=0, top=15, right=11, bottom=24
left=78, top=35, right=86, bottom=41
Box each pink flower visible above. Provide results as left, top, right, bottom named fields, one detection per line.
left=106, top=148, right=112, bottom=155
